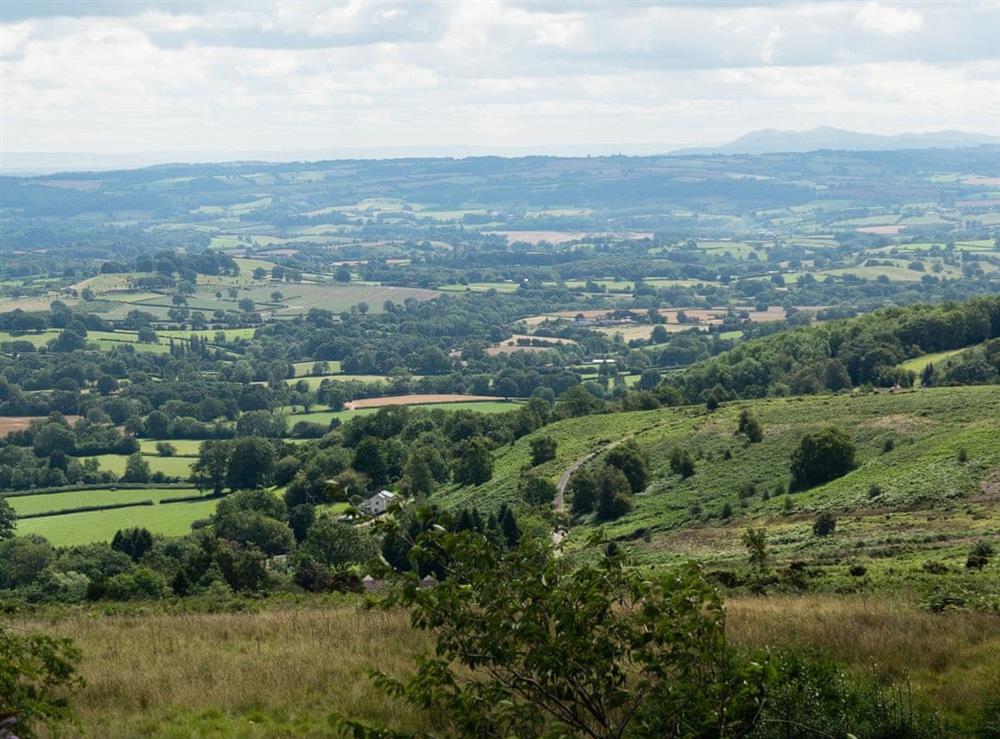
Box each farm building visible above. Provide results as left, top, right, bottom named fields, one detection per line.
left=360, top=490, right=396, bottom=516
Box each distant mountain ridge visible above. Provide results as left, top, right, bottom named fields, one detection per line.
left=672, top=126, right=997, bottom=155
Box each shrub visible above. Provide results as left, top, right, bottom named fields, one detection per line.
left=341, top=531, right=771, bottom=737
left=596, top=465, right=633, bottom=521
left=529, top=436, right=557, bottom=466
left=812, top=512, right=837, bottom=537
left=519, top=474, right=557, bottom=508
left=849, top=564, right=867, bottom=577
left=104, top=567, right=171, bottom=601
left=0, top=626, right=81, bottom=738
left=669, top=447, right=695, bottom=479
left=569, top=467, right=598, bottom=515
left=921, top=560, right=949, bottom=574
left=606, top=441, right=649, bottom=493
left=737, top=409, right=763, bottom=443
left=789, top=427, right=856, bottom=491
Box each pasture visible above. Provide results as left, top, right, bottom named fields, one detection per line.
left=8, top=486, right=204, bottom=518
left=15, top=494, right=218, bottom=546
left=84, top=454, right=194, bottom=478
left=288, top=399, right=521, bottom=428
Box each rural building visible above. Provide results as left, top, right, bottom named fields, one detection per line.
left=360, top=490, right=396, bottom=516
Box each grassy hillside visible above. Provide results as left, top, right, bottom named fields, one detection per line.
left=437, top=385, right=1000, bottom=596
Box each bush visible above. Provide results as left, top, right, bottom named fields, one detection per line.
left=669, top=447, right=695, bottom=479
left=605, top=441, right=649, bottom=493
left=104, top=567, right=171, bottom=601
left=789, top=427, right=856, bottom=491
left=519, top=474, right=557, bottom=507
left=596, top=465, right=632, bottom=521
left=0, top=626, right=80, bottom=738
left=812, top=512, right=837, bottom=537
left=737, top=409, right=763, bottom=443
left=155, top=442, right=176, bottom=457
left=756, top=650, right=942, bottom=738
left=528, top=436, right=557, bottom=466
left=343, top=531, right=771, bottom=737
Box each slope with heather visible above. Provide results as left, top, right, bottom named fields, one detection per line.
left=436, top=385, right=1000, bottom=596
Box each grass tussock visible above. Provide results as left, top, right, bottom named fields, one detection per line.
left=727, top=594, right=1000, bottom=725
left=26, top=606, right=430, bottom=738
left=16, top=595, right=999, bottom=736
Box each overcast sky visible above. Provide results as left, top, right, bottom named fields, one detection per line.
left=1, top=0, right=998, bottom=159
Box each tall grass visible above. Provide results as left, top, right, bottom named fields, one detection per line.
left=18, top=595, right=999, bottom=736
left=26, top=606, right=431, bottom=738
left=727, top=594, right=1000, bottom=727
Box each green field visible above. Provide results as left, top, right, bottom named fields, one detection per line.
left=137, top=439, right=205, bottom=456
left=438, top=282, right=520, bottom=293
left=289, top=400, right=521, bottom=428
left=8, top=487, right=204, bottom=517
left=84, top=454, right=194, bottom=478
left=292, top=360, right=343, bottom=376
left=14, top=492, right=217, bottom=546
left=899, top=348, right=970, bottom=376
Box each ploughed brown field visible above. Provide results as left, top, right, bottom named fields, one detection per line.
left=0, top=415, right=82, bottom=435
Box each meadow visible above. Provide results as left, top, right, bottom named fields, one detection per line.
left=15, top=493, right=217, bottom=546
left=16, top=594, right=998, bottom=737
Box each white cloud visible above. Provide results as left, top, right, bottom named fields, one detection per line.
left=855, top=2, right=925, bottom=36
left=0, top=1, right=996, bottom=155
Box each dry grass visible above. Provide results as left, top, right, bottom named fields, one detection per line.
left=24, top=605, right=431, bottom=737
left=727, top=594, right=1000, bottom=722
left=17, top=595, right=998, bottom=735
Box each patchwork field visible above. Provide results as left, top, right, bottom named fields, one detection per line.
left=15, top=496, right=218, bottom=546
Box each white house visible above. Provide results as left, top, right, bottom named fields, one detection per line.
left=360, top=490, right=396, bottom=516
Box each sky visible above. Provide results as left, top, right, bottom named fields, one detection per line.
left=1, top=0, right=999, bottom=161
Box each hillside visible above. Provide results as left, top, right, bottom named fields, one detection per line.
left=437, top=385, right=1000, bottom=597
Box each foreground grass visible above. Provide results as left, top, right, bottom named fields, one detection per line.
left=727, top=594, right=1000, bottom=730
left=18, top=594, right=999, bottom=737
left=27, top=604, right=432, bottom=738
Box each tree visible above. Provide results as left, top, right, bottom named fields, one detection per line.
left=225, top=437, right=275, bottom=491
left=596, top=465, right=632, bottom=520
left=556, top=384, right=599, bottom=417
left=742, top=526, right=770, bottom=578
left=669, top=447, right=695, bottom=479
left=301, top=517, right=376, bottom=568
left=0, top=498, right=15, bottom=541
left=155, top=441, right=176, bottom=457
left=111, top=527, right=154, bottom=561
left=737, top=409, right=763, bottom=443
left=113, top=451, right=149, bottom=484
left=569, top=467, right=598, bottom=515
left=789, top=427, right=856, bottom=491
left=402, top=453, right=435, bottom=497
left=353, top=436, right=388, bottom=487
left=529, top=436, right=557, bottom=466
left=193, top=440, right=231, bottom=495
left=32, top=424, right=76, bottom=457
left=0, top=626, right=80, bottom=738
left=812, top=512, right=837, bottom=537
left=335, top=266, right=352, bottom=283
left=519, top=474, right=557, bottom=507
left=453, top=436, right=494, bottom=486
left=339, top=531, right=768, bottom=737
left=96, top=375, right=118, bottom=396
left=606, top=440, right=649, bottom=493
